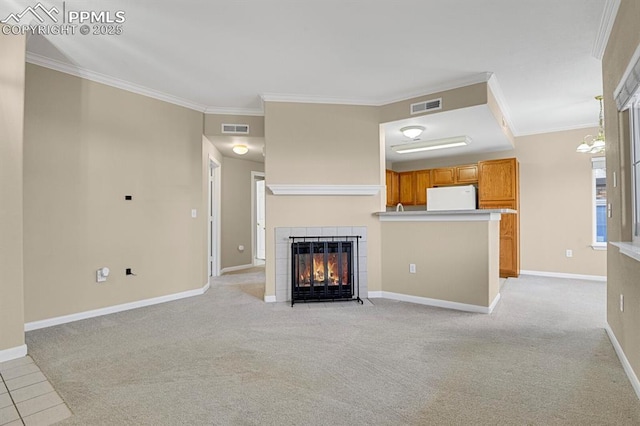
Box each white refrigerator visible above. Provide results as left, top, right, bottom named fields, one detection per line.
left=426, top=185, right=477, bottom=211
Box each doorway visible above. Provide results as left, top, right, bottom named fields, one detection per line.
left=251, top=171, right=266, bottom=266
left=209, top=158, right=221, bottom=278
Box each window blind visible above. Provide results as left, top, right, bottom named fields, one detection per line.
left=615, top=45, right=640, bottom=111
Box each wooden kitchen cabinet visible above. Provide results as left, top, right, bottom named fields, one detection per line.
left=385, top=170, right=399, bottom=207
left=415, top=169, right=431, bottom=205
left=480, top=199, right=518, bottom=275
left=478, top=158, right=519, bottom=278
left=456, top=164, right=478, bottom=183
left=389, top=169, right=431, bottom=206
left=431, top=164, right=478, bottom=186
left=478, top=158, right=517, bottom=201
left=431, top=167, right=456, bottom=186
left=398, top=171, right=416, bottom=205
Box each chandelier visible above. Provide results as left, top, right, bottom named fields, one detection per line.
left=576, top=96, right=605, bottom=154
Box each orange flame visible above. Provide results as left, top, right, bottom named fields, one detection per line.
left=297, top=253, right=349, bottom=285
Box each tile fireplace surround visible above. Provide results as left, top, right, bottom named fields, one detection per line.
left=274, top=226, right=368, bottom=303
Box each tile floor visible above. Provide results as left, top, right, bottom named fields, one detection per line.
left=0, top=357, right=71, bottom=426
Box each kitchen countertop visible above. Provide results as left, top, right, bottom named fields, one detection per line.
left=375, top=209, right=517, bottom=222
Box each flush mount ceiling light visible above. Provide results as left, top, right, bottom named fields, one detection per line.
left=577, top=96, right=605, bottom=154
left=392, top=135, right=472, bottom=154
left=400, top=125, right=425, bottom=139
left=232, top=144, right=249, bottom=155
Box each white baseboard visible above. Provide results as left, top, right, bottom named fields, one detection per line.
left=25, top=281, right=210, bottom=332
left=221, top=264, right=254, bottom=274
left=0, top=344, right=27, bottom=363
left=605, top=324, right=640, bottom=400
left=520, top=270, right=606, bottom=282
left=264, top=295, right=277, bottom=303
left=487, top=293, right=501, bottom=313
left=368, top=291, right=500, bottom=314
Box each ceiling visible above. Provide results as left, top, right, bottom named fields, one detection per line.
left=384, top=105, right=513, bottom=163
left=207, top=136, right=265, bottom=163
left=2, top=0, right=612, bottom=159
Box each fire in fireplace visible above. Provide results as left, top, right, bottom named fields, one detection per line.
left=290, top=236, right=362, bottom=306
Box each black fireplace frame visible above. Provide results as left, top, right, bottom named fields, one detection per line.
left=289, top=235, right=363, bottom=307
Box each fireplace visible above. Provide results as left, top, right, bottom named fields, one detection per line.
left=290, top=236, right=362, bottom=306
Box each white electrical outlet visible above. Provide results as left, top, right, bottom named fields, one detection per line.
left=620, top=294, right=624, bottom=312
left=191, top=209, right=197, bottom=218
left=409, top=264, right=416, bottom=273
left=565, top=249, right=573, bottom=258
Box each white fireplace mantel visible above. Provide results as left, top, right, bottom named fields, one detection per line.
left=267, top=184, right=382, bottom=196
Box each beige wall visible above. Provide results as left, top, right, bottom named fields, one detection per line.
left=0, top=32, right=26, bottom=353
left=391, top=128, right=607, bottom=277
left=264, top=102, right=384, bottom=298
left=23, top=64, right=206, bottom=322
left=517, top=128, right=606, bottom=276
left=602, top=0, right=640, bottom=383
left=221, top=156, right=264, bottom=269
left=380, top=82, right=488, bottom=124
left=381, top=220, right=499, bottom=307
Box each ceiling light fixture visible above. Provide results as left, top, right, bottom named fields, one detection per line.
left=577, top=96, right=605, bottom=154
left=400, top=125, right=425, bottom=139
left=392, top=135, right=471, bottom=154
left=232, top=145, right=249, bottom=155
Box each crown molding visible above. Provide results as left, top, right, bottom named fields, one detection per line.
left=592, top=0, right=621, bottom=60
left=26, top=54, right=592, bottom=137
left=204, top=106, right=264, bottom=116
left=378, top=72, right=494, bottom=105
left=515, top=122, right=596, bottom=137
left=26, top=52, right=210, bottom=112
left=261, top=72, right=496, bottom=108
left=487, top=73, right=517, bottom=135
left=260, top=93, right=379, bottom=106
left=27, top=52, right=267, bottom=116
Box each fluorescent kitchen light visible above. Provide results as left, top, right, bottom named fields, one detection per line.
left=391, top=136, right=471, bottom=154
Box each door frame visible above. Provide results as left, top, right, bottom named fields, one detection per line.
left=251, top=171, right=266, bottom=266
left=209, top=157, right=221, bottom=278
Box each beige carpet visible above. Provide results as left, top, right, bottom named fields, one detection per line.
left=24, top=273, right=640, bottom=425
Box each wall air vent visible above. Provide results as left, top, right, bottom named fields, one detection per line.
left=221, top=124, right=250, bottom=134
left=410, top=98, right=442, bottom=115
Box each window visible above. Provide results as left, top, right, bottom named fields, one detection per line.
left=632, top=101, right=640, bottom=244
left=592, top=157, right=607, bottom=248
left=613, top=44, right=640, bottom=259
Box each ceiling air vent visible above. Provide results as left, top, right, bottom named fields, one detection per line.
left=221, top=124, right=250, bottom=134
left=410, top=98, right=442, bottom=115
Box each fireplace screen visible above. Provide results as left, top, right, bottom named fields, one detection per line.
left=290, top=236, right=362, bottom=306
